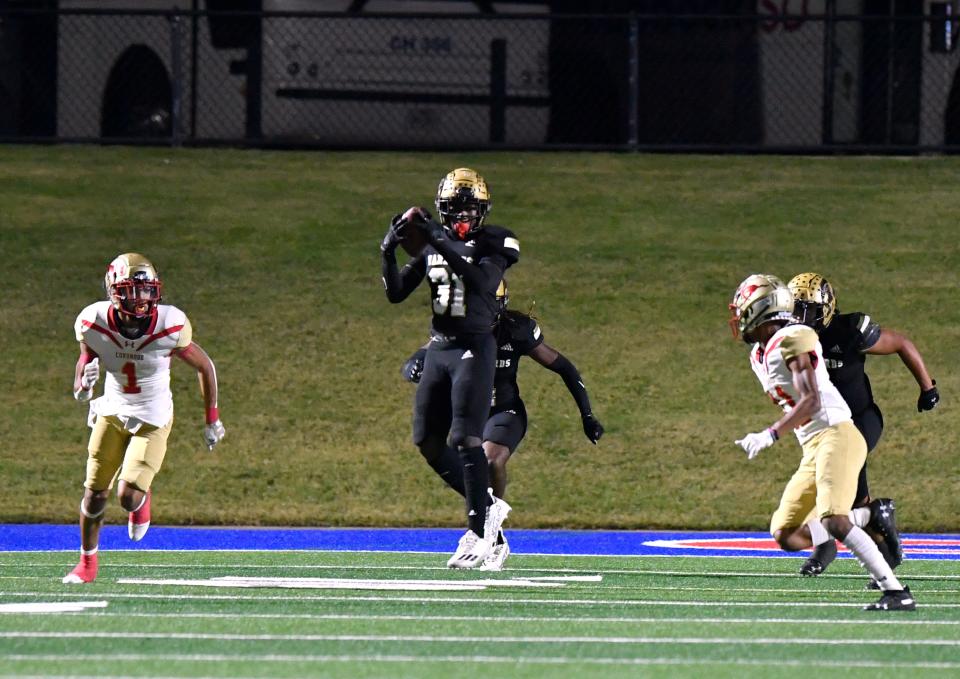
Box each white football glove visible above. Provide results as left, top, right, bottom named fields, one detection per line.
left=203, top=420, right=226, bottom=451
left=735, top=428, right=778, bottom=460
left=74, top=358, right=99, bottom=401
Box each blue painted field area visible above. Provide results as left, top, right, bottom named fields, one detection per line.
left=3, top=524, right=959, bottom=560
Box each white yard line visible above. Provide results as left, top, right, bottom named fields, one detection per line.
left=2, top=653, right=960, bottom=670
left=4, top=590, right=960, bottom=607
left=57, top=610, right=960, bottom=625
left=0, top=601, right=107, bottom=614
left=4, top=631, right=960, bottom=646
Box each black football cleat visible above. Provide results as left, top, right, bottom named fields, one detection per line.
left=800, top=540, right=837, bottom=576
left=864, top=586, right=916, bottom=612
left=867, top=498, right=903, bottom=568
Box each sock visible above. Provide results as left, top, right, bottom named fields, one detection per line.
left=841, top=526, right=904, bottom=591
left=80, top=547, right=98, bottom=556
left=849, top=507, right=871, bottom=528
left=459, top=445, right=490, bottom=538
left=807, top=518, right=831, bottom=546
left=427, top=446, right=466, bottom=496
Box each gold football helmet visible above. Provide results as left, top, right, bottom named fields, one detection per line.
left=104, top=252, right=162, bottom=319
left=496, top=278, right=509, bottom=316
left=729, top=273, right=794, bottom=342
left=435, top=167, right=491, bottom=240
left=788, top=272, right=836, bottom=329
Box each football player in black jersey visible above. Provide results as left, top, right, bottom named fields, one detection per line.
left=402, top=279, right=604, bottom=570
left=788, top=272, right=939, bottom=580
left=381, top=168, right=520, bottom=569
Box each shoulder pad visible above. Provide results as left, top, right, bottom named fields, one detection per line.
left=74, top=302, right=106, bottom=342
left=852, top=312, right=881, bottom=351
left=779, top=324, right=818, bottom=361
left=481, top=225, right=520, bottom=265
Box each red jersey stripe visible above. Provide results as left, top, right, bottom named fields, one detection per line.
left=137, top=324, right=184, bottom=351
left=81, top=320, right=124, bottom=350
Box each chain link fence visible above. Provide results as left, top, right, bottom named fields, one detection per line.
left=3, top=1, right=960, bottom=151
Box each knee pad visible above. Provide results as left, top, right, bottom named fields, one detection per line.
left=451, top=434, right=482, bottom=450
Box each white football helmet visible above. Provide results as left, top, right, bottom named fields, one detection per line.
left=729, top=273, right=794, bottom=342
left=104, top=252, right=162, bottom=319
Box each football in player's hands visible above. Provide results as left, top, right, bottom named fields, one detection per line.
left=399, top=206, right=429, bottom=256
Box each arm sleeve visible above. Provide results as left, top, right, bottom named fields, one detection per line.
left=854, top=313, right=882, bottom=352
left=382, top=249, right=425, bottom=303
left=780, top=326, right=818, bottom=360
left=547, top=353, right=593, bottom=417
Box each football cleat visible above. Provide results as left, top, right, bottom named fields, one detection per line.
left=867, top=498, right=903, bottom=568
left=478, top=530, right=510, bottom=572
left=728, top=274, right=795, bottom=343
left=864, top=586, right=916, bottom=612
left=788, top=272, right=837, bottom=330
left=799, top=540, right=837, bottom=577
left=62, top=553, right=98, bottom=584
left=484, top=490, right=511, bottom=541
left=447, top=530, right=491, bottom=569
left=128, top=490, right=151, bottom=541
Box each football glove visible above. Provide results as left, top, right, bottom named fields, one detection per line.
left=582, top=413, right=604, bottom=444
left=416, top=215, right=446, bottom=244
left=203, top=419, right=226, bottom=451
left=918, top=380, right=939, bottom=412
left=381, top=213, right=409, bottom=253
left=735, top=428, right=778, bottom=460
left=402, top=348, right=427, bottom=384
left=74, top=358, right=99, bottom=401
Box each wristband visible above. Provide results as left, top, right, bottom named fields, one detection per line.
left=206, top=406, right=219, bottom=425
left=767, top=427, right=779, bottom=442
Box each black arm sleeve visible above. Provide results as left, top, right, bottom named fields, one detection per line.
left=547, top=353, right=593, bottom=417
left=381, top=249, right=425, bottom=303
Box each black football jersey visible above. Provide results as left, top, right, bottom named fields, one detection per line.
left=490, top=311, right=544, bottom=411
left=412, top=224, right=519, bottom=335
left=819, top=311, right=882, bottom=416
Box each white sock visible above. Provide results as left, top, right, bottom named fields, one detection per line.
left=807, top=518, right=831, bottom=546
left=849, top=507, right=871, bottom=528
left=80, top=546, right=98, bottom=556
left=841, top=526, right=903, bottom=591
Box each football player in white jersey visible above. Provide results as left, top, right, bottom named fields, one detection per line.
left=62, top=253, right=226, bottom=584
left=729, top=274, right=915, bottom=611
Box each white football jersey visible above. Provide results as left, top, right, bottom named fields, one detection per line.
left=74, top=301, right=193, bottom=429
left=749, top=324, right=851, bottom=444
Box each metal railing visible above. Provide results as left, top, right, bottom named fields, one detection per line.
left=2, top=4, right=960, bottom=152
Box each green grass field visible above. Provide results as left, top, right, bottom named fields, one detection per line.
left=1, top=146, right=958, bottom=529
left=1, top=550, right=959, bottom=678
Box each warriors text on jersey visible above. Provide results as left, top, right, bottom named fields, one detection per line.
left=749, top=324, right=851, bottom=443
left=818, top=312, right=882, bottom=417
left=412, top=224, right=519, bottom=335
left=75, top=302, right=193, bottom=428
left=491, top=311, right=543, bottom=410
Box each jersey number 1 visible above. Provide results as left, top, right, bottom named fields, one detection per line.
left=121, top=362, right=141, bottom=394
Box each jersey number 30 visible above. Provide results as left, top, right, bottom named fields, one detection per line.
left=428, top=268, right=466, bottom=317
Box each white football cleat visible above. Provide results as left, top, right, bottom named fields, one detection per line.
left=479, top=530, right=510, bottom=571
left=484, top=489, right=511, bottom=540
left=128, top=490, right=151, bottom=542
left=447, top=530, right=491, bottom=569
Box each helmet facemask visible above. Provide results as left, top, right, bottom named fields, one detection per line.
left=104, top=253, right=162, bottom=320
